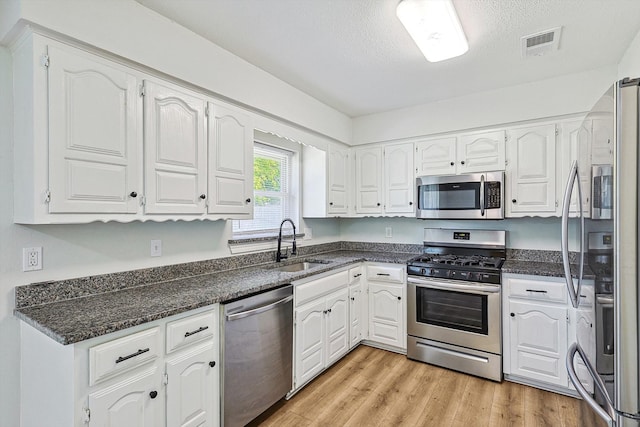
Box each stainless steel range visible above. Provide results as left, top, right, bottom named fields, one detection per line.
left=407, top=228, right=506, bottom=382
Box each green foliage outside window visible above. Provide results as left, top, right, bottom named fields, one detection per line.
left=254, top=156, right=281, bottom=206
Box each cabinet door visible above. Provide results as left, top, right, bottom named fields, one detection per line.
left=355, top=147, right=383, bottom=214
left=506, top=124, right=558, bottom=216
left=368, top=282, right=404, bottom=349
left=89, top=367, right=163, bottom=427
left=560, top=119, right=591, bottom=217
left=144, top=81, right=207, bottom=214
left=349, top=283, right=363, bottom=349
left=384, top=143, right=414, bottom=213
left=325, top=289, right=350, bottom=365
left=509, top=300, right=568, bottom=386
left=295, top=299, right=326, bottom=387
left=414, top=137, right=456, bottom=176
left=48, top=45, right=141, bottom=214
left=327, top=146, right=349, bottom=214
left=592, top=117, right=614, bottom=164
left=207, top=102, right=253, bottom=217
left=166, top=343, right=217, bottom=427
left=457, top=130, right=506, bottom=174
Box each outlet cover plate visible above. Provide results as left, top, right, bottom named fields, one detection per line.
left=23, top=247, right=43, bottom=271
left=150, top=240, right=162, bottom=257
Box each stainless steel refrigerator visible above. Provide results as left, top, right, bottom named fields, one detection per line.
left=563, top=79, right=640, bottom=426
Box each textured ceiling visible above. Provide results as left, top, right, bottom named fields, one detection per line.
left=135, top=0, right=640, bottom=117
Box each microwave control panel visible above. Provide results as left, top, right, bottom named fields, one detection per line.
left=485, top=182, right=501, bottom=208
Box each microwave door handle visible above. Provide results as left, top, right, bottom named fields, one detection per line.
left=562, top=160, right=579, bottom=308
left=480, top=174, right=485, bottom=216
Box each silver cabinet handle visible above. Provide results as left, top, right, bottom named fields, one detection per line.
left=184, top=326, right=209, bottom=338
left=226, top=295, right=293, bottom=321
left=115, top=348, right=149, bottom=364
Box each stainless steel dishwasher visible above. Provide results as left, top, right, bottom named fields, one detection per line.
left=221, top=284, right=293, bottom=427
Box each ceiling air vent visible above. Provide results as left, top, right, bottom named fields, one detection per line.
left=521, top=27, right=562, bottom=58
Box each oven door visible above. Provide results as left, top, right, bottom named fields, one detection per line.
left=407, top=276, right=501, bottom=354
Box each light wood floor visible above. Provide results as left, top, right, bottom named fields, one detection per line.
left=249, top=345, right=581, bottom=427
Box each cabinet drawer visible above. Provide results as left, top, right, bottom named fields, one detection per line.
left=296, top=271, right=348, bottom=307
left=166, top=310, right=216, bottom=354
left=349, top=266, right=363, bottom=284
left=367, top=264, right=405, bottom=283
left=90, top=327, right=161, bottom=386
left=508, top=276, right=567, bottom=303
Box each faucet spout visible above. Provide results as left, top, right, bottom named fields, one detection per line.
left=276, top=218, right=297, bottom=262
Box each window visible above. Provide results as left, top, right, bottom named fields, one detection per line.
left=233, top=142, right=298, bottom=235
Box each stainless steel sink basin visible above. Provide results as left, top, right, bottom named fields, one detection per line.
left=271, top=261, right=326, bottom=273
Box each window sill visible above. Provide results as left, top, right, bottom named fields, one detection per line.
left=228, top=233, right=305, bottom=254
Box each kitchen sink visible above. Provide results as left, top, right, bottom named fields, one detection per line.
left=270, top=261, right=328, bottom=273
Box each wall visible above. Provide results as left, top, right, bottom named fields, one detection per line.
left=339, top=217, right=582, bottom=252
left=619, top=27, right=640, bottom=78
left=0, top=0, right=352, bottom=144
left=352, top=65, right=617, bottom=145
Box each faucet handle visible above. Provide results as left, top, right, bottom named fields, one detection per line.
left=291, top=240, right=297, bottom=255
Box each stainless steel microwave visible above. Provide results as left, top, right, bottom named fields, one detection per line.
left=416, top=172, right=504, bottom=220
left=592, top=164, right=612, bottom=220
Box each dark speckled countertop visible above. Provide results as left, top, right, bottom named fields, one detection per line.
left=15, top=249, right=417, bottom=345
left=502, top=260, right=595, bottom=279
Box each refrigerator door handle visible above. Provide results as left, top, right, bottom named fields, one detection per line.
left=561, top=160, right=584, bottom=308
left=567, top=342, right=615, bottom=426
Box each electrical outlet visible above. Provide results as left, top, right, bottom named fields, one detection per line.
left=304, top=228, right=312, bottom=240
left=385, top=227, right=393, bottom=238
left=150, top=240, right=162, bottom=257
left=23, top=247, right=43, bottom=271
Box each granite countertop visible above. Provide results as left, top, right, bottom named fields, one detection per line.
left=15, top=250, right=417, bottom=345
left=502, top=259, right=595, bottom=279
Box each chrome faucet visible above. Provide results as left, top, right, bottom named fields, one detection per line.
left=276, top=218, right=297, bottom=262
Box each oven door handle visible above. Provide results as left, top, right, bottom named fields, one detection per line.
left=408, top=277, right=500, bottom=294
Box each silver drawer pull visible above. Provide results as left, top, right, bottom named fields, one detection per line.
left=184, top=326, right=209, bottom=338
left=377, top=273, right=390, bottom=276
left=526, top=289, right=547, bottom=293
left=115, top=348, right=149, bottom=364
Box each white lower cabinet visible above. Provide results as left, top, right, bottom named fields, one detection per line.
left=165, top=342, right=217, bottom=427
left=368, top=282, right=405, bottom=349
left=294, top=277, right=349, bottom=389
left=503, top=273, right=595, bottom=393
left=20, top=305, right=219, bottom=427
left=365, top=263, right=406, bottom=351
left=348, top=266, right=365, bottom=349
left=89, top=367, right=162, bottom=427
left=508, top=299, right=568, bottom=386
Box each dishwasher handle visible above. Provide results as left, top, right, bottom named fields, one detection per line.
left=226, top=294, right=294, bottom=321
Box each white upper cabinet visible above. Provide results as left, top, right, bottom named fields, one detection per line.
left=207, top=102, right=254, bottom=218
left=328, top=146, right=350, bottom=215
left=415, top=137, right=457, bottom=176
left=415, top=130, right=505, bottom=177
left=355, top=146, right=384, bottom=214
left=143, top=80, right=207, bottom=215
left=506, top=124, right=558, bottom=217
left=457, top=130, right=506, bottom=174
left=47, top=45, right=142, bottom=215
left=560, top=119, right=591, bottom=217
left=384, top=142, right=415, bottom=214
left=591, top=116, right=614, bottom=165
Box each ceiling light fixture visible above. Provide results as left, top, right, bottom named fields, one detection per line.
left=396, top=0, right=468, bottom=63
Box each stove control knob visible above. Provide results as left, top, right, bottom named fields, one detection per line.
left=421, top=268, right=427, bottom=275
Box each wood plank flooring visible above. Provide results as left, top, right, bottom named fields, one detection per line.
left=249, top=345, right=580, bottom=427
